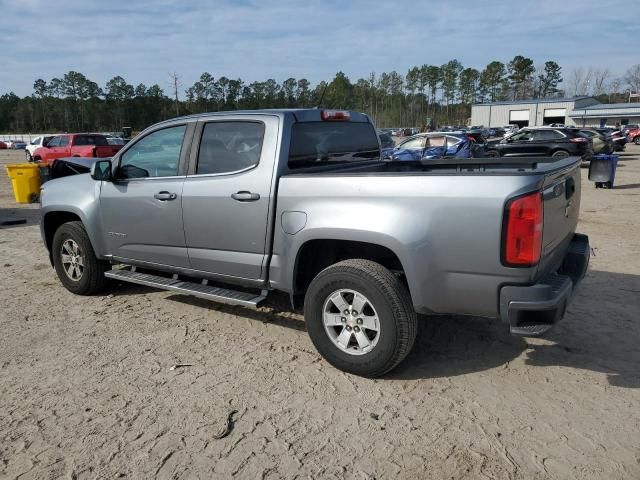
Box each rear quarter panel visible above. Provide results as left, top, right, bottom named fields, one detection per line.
left=271, top=173, right=546, bottom=318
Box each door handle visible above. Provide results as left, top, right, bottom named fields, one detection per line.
left=231, top=191, right=260, bottom=202
left=154, top=191, right=177, bottom=201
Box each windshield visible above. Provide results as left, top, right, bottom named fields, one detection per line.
left=288, top=122, right=380, bottom=169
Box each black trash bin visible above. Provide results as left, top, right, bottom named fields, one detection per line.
left=588, top=154, right=619, bottom=189
left=38, top=164, right=51, bottom=185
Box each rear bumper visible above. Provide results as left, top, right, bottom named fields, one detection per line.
left=499, top=233, right=590, bottom=336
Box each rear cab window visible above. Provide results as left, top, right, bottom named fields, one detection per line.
left=74, top=135, right=109, bottom=146
left=288, top=122, right=380, bottom=169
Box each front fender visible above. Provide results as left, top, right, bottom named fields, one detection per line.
left=40, top=175, right=106, bottom=258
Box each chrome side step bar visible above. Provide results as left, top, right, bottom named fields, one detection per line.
left=105, top=268, right=267, bottom=308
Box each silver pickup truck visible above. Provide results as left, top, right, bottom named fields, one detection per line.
left=40, top=109, right=590, bottom=377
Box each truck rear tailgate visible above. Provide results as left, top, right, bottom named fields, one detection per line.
left=537, top=158, right=581, bottom=277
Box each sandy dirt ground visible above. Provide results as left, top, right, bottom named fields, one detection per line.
left=0, top=146, right=639, bottom=480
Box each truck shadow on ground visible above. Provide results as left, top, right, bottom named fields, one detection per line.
left=393, top=269, right=640, bottom=388
left=0, top=207, right=40, bottom=229
left=613, top=182, right=640, bottom=190
left=112, top=270, right=640, bottom=388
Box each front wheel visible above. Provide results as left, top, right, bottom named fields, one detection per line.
left=484, top=150, right=500, bottom=158
left=52, top=221, right=110, bottom=295
left=25, top=151, right=32, bottom=162
left=304, top=259, right=417, bottom=377
left=635, top=137, right=640, bottom=145
left=552, top=150, right=569, bottom=159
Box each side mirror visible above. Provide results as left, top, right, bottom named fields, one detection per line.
left=91, top=159, right=112, bottom=181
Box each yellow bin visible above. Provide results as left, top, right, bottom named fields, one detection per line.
left=5, top=163, right=41, bottom=203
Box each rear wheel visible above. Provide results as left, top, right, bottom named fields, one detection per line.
left=484, top=150, right=500, bottom=158
left=52, top=221, right=110, bottom=295
left=25, top=151, right=32, bottom=162
left=635, top=136, right=640, bottom=145
left=304, top=259, right=417, bottom=377
left=552, top=150, right=569, bottom=159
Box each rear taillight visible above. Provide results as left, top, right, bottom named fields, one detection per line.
left=569, top=137, right=588, bottom=143
left=321, top=110, right=351, bottom=121
left=502, top=192, right=543, bottom=267
left=92, top=147, right=97, bottom=157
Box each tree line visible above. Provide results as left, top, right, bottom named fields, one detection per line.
left=1, top=56, right=639, bottom=133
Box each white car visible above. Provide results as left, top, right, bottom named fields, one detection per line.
left=502, top=125, right=519, bottom=136
left=25, top=135, right=55, bottom=161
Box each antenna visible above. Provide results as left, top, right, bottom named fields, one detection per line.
left=314, top=84, right=328, bottom=109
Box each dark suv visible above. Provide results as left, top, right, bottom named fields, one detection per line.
left=485, top=127, right=592, bottom=159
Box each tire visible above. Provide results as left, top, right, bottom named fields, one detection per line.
left=303, top=259, right=417, bottom=377
left=485, top=150, right=500, bottom=158
left=25, top=151, right=32, bottom=162
left=52, top=221, right=110, bottom=295
left=552, top=150, right=569, bottom=159
left=634, top=136, right=640, bottom=145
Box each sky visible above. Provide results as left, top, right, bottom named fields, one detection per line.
left=0, top=0, right=635, bottom=97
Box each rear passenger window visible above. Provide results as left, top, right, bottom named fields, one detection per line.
left=534, top=130, right=564, bottom=140
left=196, top=122, right=264, bottom=175
left=58, top=136, right=69, bottom=147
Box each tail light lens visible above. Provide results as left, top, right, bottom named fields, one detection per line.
left=503, top=192, right=543, bottom=267
left=569, top=137, right=588, bottom=143
left=321, top=110, right=351, bottom=121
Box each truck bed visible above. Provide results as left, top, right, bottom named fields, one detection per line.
left=273, top=155, right=581, bottom=318
left=284, top=156, right=581, bottom=176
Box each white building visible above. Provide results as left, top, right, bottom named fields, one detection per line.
left=471, top=97, right=600, bottom=128
left=568, top=102, right=640, bottom=128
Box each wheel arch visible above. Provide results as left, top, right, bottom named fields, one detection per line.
left=292, top=239, right=408, bottom=297
left=42, top=210, right=104, bottom=264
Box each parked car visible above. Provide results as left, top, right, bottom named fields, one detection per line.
left=377, top=131, right=395, bottom=149
left=466, top=127, right=488, bottom=142
left=396, top=128, right=415, bottom=137
left=26, top=135, right=55, bottom=161
left=621, top=124, right=639, bottom=136
left=105, top=136, right=127, bottom=146
left=485, top=127, right=592, bottom=159
left=40, top=108, right=590, bottom=377
left=502, top=125, right=519, bottom=135
left=626, top=127, right=640, bottom=145
left=0, top=141, right=6, bottom=149
left=578, top=129, right=613, bottom=155
left=386, top=132, right=485, bottom=160
left=606, top=130, right=627, bottom=152
left=3, top=139, right=27, bottom=149
left=32, top=133, right=124, bottom=164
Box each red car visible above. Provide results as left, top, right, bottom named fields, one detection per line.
left=0, top=141, right=7, bottom=149
left=626, top=127, right=640, bottom=145
left=32, top=133, right=123, bottom=164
